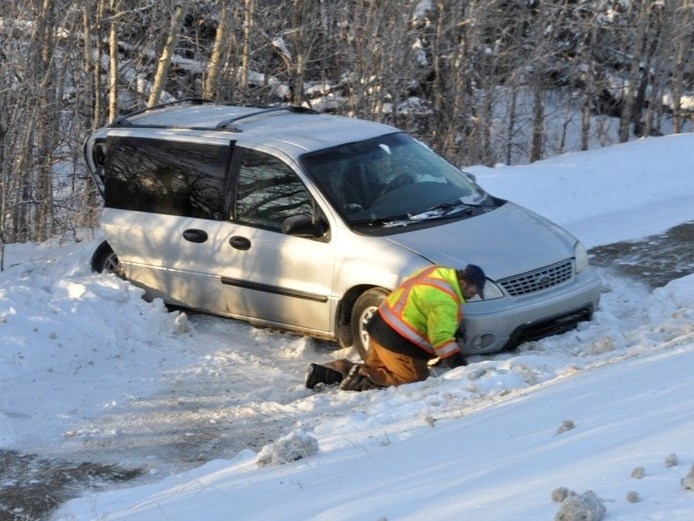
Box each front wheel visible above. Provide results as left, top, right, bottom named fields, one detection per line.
left=90, top=240, right=121, bottom=275
left=350, top=287, right=389, bottom=360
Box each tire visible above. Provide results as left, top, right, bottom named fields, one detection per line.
left=350, top=287, right=389, bottom=360
left=90, top=240, right=121, bottom=275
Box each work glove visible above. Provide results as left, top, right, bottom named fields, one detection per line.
left=455, top=323, right=467, bottom=345
left=442, top=352, right=467, bottom=369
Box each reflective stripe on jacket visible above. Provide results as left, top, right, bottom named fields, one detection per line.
left=378, top=266, right=465, bottom=359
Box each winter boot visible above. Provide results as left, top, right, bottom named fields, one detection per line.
left=339, top=365, right=384, bottom=392
left=305, top=363, right=343, bottom=389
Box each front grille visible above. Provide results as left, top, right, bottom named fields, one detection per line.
left=499, top=259, right=574, bottom=296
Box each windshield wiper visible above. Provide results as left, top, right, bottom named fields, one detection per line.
left=350, top=214, right=412, bottom=227
left=408, top=200, right=482, bottom=220
left=350, top=199, right=487, bottom=227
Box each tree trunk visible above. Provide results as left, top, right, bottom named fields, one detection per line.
left=0, top=101, right=6, bottom=269
left=239, top=0, right=255, bottom=103
left=618, top=2, right=649, bottom=142
left=506, top=84, right=518, bottom=165
left=34, top=0, right=57, bottom=241
left=148, top=0, right=189, bottom=107
left=529, top=80, right=544, bottom=162
left=92, top=0, right=108, bottom=127
left=82, top=5, right=95, bottom=130
left=203, top=5, right=230, bottom=100
left=108, top=0, right=119, bottom=121
left=670, top=0, right=691, bottom=134
left=284, top=0, right=309, bottom=106
left=580, top=12, right=599, bottom=151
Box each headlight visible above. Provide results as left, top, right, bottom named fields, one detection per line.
left=465, top=279, right=504, bottom=302
left=574, top=241, right=589, bottom=273
left=480, top=280, right=504, bottom=300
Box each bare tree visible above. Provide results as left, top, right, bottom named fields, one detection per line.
left=239, top=0, right=255, bottom=104
left=669, top=0, right=693, bottom=134
left=203, top=4, right=231, bottom=100
left=0, top=95, right=7, bottom=269
left=618, top=1, right=650, bottom=142
left=148, top=0, right=190, bottom=106
left=108, top=0, right=120, bottom=120
left=528, top=2, right=567, bottom=162
left=576, top=6, right=601, bottom=151
left=424, top=1, right=473, bottom=160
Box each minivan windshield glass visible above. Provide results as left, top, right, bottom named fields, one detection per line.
left=301, top=132, right=492, bottom=227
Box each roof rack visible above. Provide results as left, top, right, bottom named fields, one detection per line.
left=110, top=98, right=213, bottom=127
left=108, top=102, right=318, bottom=132
left=215, top=106, right=318, bottom=131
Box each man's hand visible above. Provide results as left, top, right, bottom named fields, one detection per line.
left=455, top=324, right=467, bottom=345
left=443, top=352, right=467, bottom=369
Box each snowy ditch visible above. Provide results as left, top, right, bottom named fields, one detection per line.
left=0, top=223, right=692, bottom=520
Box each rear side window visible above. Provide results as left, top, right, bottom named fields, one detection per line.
left=104, top=137, right=231, bottom=220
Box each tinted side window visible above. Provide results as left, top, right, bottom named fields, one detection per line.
left=234, top=149, right=314, bottom=231
left=104, top=137, right=230, bottom=220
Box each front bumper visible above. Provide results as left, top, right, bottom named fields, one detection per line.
left=459, top=267, right=602, bottom=355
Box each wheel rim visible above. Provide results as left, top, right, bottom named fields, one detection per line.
left=103, top=253, right=120, bottom=274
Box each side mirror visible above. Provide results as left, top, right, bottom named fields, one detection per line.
left=281, top=215, right=328, bottom=238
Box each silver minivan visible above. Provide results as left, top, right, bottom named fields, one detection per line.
left=85, top=101, right=601, bottom=358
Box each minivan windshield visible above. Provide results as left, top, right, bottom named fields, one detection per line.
left=301, top=132, right=495, bottom=228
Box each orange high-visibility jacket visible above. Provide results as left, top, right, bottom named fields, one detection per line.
left=378, top=266, right=465, bottom=359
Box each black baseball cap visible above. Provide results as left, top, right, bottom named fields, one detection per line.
left=462, top=264, right=486, bottom=298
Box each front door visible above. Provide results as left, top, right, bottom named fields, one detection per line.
left=212, top=147, right=337, bottom=334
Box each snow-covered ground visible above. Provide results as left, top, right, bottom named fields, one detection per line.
left=1, top=134, right=693, bottom=520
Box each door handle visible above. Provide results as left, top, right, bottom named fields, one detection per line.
left=229, top=236, right=251, bottom=250
left=182, top=229, right=208, bottom=243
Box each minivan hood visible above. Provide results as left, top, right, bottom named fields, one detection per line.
left=385, top=202, right=575, bottom=281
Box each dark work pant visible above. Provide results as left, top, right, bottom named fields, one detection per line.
left=324, top=338, right=429, bottom=387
